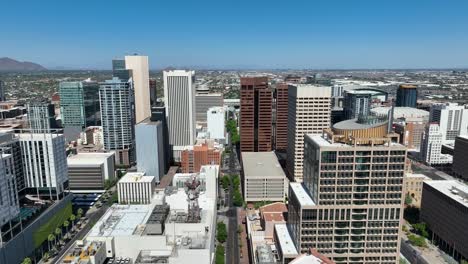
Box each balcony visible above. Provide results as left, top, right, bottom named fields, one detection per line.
left=335, top=222, right=349, bottom=228
left=351, top=236, right=365, bottom=242
left=352, top=214, right=366, bottom=221
left=351, top=229, right=365, bottom=235
left=335, top=229, right=349, bottom=235
left=334, top=249, right=347, bottom=254
left=350, top=248, right=364, bottom=254
left=352, top=222, right=366, bottom=228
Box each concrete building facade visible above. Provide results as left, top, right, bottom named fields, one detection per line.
left=286, top=84, right=331, bottom=182
left=429, top=103, right=468, bottom=144
left=135, top=118, right=165, bottom=181
left=195, top=93, right=223, bottom=124
left=117, top=172, right=156, bottom=204
left=275, top=83, right=290, bottom=151
left=420, top=180, right=468, bottom=261
left=163, top=70, right=196, bottom=161
left=207, top=106, right=225, bottom=141
left=240, top=77, right=272, bottom=152
left=180, top=142, right=222, bottom=173
left=0, top=152, right=19, bottom=225
left=452, top=135, right=468, bottom=181
left=242, top=152, right=288, bottom=202
left=67, top=152, right=115, bottom=191
left=18, top=132, right=68, bottom=200
left=421, top=123, right=452, bottom=165
left=125, top=55, right=151, bottom=124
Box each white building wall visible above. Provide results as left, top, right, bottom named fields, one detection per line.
left=18, top=133, right=68, bottom=199
left=286, top=85, right=331, bottom=182
left=421, top=124, right=444, bottom=165
left=207, top=107, right=225, bottom=141
left=125, top=55, right=151, bottom=124
left=430, top=103, right=468, bottom=144
left=117, top=177, right=155, bottom=204
left=163, top=70, right=196, bottom=161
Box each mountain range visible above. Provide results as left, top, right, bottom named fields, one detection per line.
left=0, top=57, right=47, bottom=72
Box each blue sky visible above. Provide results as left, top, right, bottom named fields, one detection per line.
left=1, top=0, right=468, bottom=69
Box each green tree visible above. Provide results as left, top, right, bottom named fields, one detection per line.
left=70, top=214, right=76, bottom=231
left=21, top=257, right=32, bottom=264
left=216, top=222, right=227, bottom=243
left=215, top=244, right=225, bottom=264
left=47, top=234, right=55, bottom=252
left=221, top=176, right=230, bottom=190
left=43, top=252, right=50, bottom=261
left=233, top=190, right=244, bottom=207
left=461, top=260, right=468, bottom=264
left=407, top=234, right=427, bottom=248
left=55, top=227, right=62, bottom=242
left=412, top=222, right=429, bottom=238
left=77, top=208, right=84, bottom=219
left=404, top=193, right=413, bottom=205
left=231, top=175, right=241, bottom=189
left=63, top=220, right=70, bottom=234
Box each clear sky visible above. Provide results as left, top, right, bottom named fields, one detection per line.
left=1, top=0, right=468, bottom=69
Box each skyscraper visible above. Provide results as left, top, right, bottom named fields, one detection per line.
left=420, top=123, right=452, bottom=165
left=429, top=103, right=468, bottom=144
left=125, top=55, right=151, bottom=123
left=396, top=84, right=417, bottom=108
left=288, top=117, right=406, bottom=263
left=59, top=80, right=100, bottom=128
left=286, top=85, right=331, bottom=182
left=151, top=105, right=171, bottom=170
left=112, top=59, right=131, bottom=81
left=27, top=101, right=58, bottom=132
left=0, top=133, right=25, bottom=194
left=17, top=132, right=69, bottom=200
left=275, top=83, right=290, bottom=151
left=135, top=118, right=165, bottom=181
left=343, top=90, right=372, bottom=120
left=207, top=106, right=225, bottom=141
left=240, top=76, right=272, bottom=152
left=0, top=149, right=19, bottom=224
left=99, top=77, right=136, bottom=166
left=163, top=70, right=196, bottom=161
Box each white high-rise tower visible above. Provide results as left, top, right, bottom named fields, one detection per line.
left=163, top=70, right=196, bottom=161
left=125, top=55, right=151, bottom=123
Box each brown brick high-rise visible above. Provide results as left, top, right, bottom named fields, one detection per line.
left=240, top=77, right=272, bottom=152
left=275, top=83, right=290, bottom=151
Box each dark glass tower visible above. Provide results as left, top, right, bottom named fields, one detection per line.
left=396, top=84, right=417, bottom=108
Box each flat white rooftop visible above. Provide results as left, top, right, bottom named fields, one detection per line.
left=289, top=183, right=315, bottom=206
left=307, top=134, right=405, bottom=149
left=242, top=152, right=285, bottom=178
left=371, top=106, right=429, bottom=119
left=274, top=224, right=298, bottom=257
left=425, top=180, right=468, bottom=209
left=405, top=173, right=431, bottom=179
left=67, top=152, right=114, bottom=166
left=119, top=172, right=154, bottom=183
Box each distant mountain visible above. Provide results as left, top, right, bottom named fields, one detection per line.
left=0, top=57, right=47, bottom=72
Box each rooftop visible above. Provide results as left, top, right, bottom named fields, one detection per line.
left=371, top=107, right=429, bottom=119
left=119, top=172, right=155, bottom=183
left=274, top=224, right=298, bottom=257
left=425, top=180, right=468, bottom=209
left=289, top=183, right=315, bottom=206
left=67, top=152, right=114, bottom=166
left=242, top=152, right=285, bottom=178
left=333, top=118, right=386, bottom=130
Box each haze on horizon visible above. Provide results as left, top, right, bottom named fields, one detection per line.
left=1, top=0, right=468, bottom=70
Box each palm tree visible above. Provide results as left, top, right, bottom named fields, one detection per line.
left=47, top=234, right=55, bottom=252
left=70, top=214, right=76, bottom=231
left=42, top=252, right=50, bottom=261
left=63, top=220, right=70, bottom=237
left=77, top=208, right=84, bottom=219
left=21, top=257, right=32, bottom=264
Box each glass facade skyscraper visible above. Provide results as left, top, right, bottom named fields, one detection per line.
left=396, top=84, right=417, bottom=108
left=59, top=81, right=101, bottom=128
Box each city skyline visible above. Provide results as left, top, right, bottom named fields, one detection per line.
left=1, top=1, right=468, bottom=69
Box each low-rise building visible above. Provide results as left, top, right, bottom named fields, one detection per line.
left=117, top=172, right=155, bottom=204
left=67, top=152, right=115, bottom=192
left=180, top=141, right=222, bottom=173
left=404, top=173, right=430, bottom=207
left=242, top=152, right=288, bottom=202
left=420, top=180, right=468, bottom=262
left=259, top=202, right=287, bottom=241
left=57, top=240, right=107, bottom=264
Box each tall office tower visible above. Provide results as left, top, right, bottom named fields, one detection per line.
left=0, top=80, right=5, bottom=101
left=0, top=133, right=25, bottom=194
left=59, top=80, right=100, bottom=128
left=275, top=83, right=290, bottom=151
left=195, top=93, right=223, bottom=124
left=125, top=55, right=151, bottom=123
left=396, top=84, right=417, bottom=108
left=151, top=105, right=171, bottom=170
left=331, top=84, right=344, bottom=108
left=112, top=59, right=131, bottom=80
left=0, top=150, right=19, bottom=224
left=429, top=103, right=468, bottom=144
left=149, top=78, right=157, bottom=106
left=27, top=102, right=58, bottom=132
left=286, top=85, right=331, bottom=182
left=240, top=77, right=272, bottom=152
left=207, top=106, right=226, bottom=141
left=163, top=70, right=196, bottom=161
left=343, top=90, right=372, bottom=120
left=288, top=118, right=406, bottom=264
left=99, top=77, right=136, bottom=166
left=421, top=123, right=452, bottom=165
left=135, top=118, right=165, bottom=181
left=17, top=132, right=68, bottom=200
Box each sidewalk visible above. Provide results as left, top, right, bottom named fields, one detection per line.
left=238, top=208, right=249, bottom=264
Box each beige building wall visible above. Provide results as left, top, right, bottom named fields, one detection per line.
left=286, top=85, right=331, bottom=182
left=404, top=173, right=429, bottom=207
left=125, top=55, right=151, bottom=123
